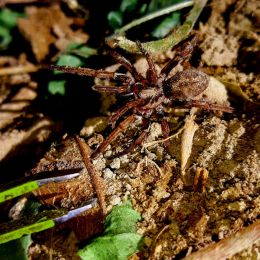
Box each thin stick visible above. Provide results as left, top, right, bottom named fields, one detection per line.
left=75, top=136, right=106, bottom=215
left=142, top=126, right=184, bottom=149
left=0, top=64, right=38, bottom=76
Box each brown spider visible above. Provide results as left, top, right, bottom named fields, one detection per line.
left=50, top=34, right=233, bottom=158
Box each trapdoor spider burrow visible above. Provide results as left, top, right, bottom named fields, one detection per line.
left=50, top=34, right=233, bottom=158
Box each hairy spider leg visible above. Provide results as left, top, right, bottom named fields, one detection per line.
left=108, top=50, right=146, bottom=83
left=91, top=114, right=136, bottom=159
left=184, top=100, right=234, bottom=113
left=136, top=41, right=158, bottom=86
left=92, top=85, right=130, bottom=93
left=111, top=130, right=148, bottom=159
left=109, top=99, right=145, bottom=128
left=160, top=34, right=198, bottom=79
left=49, top=65, right=131, bottom=82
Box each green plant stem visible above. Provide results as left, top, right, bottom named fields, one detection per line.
left=115, top=0, right=193, bottom=35
left=106, top=0, right=207, bottom=55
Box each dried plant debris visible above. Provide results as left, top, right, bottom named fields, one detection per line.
left=17, top=4, right=88, bottom=61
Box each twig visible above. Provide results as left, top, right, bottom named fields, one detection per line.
left=184, top=221, right=260, bottom=260
left=0, top=64, right=38, bottom=76
left=106, top=0, right=207, bottom=54
left=75, top=136, right=106, bottom=215
left=0, top=0, right=50, bottom=6
left=115, top=1, right=193, bottom=35
left=142, top=126, right=184, bottom=149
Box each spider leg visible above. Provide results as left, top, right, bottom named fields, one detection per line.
left=92, top=85, right=130, bottom=94
left=111, top=130, right=148, bottom=159
left=49, top=65, right=131, bottom=82
left=136, top=41, right=158, bottom=86
left=185, top=100, right=234, bottom=113
left=161, top=120, right=170, bottom=149
left=108, top=50, right=146, bottom=83
left=160, top=34, right=198, bottom=78
left=91, top=114, right=136, bottom=159
left=109, top=99, right=145, bottom=128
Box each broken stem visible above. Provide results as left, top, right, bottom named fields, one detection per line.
left=0, top=64, right=38, bottom=76
left=75, top=136, right=106, bottom=215
left=106, top=0, right=207, bottom=54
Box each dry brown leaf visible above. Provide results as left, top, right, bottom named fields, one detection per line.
left=34, top=176, right=94, bottom=207
left=17, top=5, right=88, bottom=61
left=181, top=115, right=198, bottom=182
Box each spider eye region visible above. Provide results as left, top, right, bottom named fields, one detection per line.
left=163, top=69, right=209, bottom=100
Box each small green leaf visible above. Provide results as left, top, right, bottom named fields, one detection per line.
left=78, top=233, right=142, bottom=260
left=48, top=80, right=66, bottom=95
left=78, top=201, right=143, bottom=260
left=0, top=9, right=23, bottom=28
left=120, top=0, right=138, bottom=12
left=108, top=11, right=123, bottom=29
left=70, top=46, right=97, bottom=59
left=53, top=54, right=83, bottom=75
left=104, top=201, right=141, bottom=235
left=0, top=26, right=12, bottom=51
left=66, top=42, right=82, bottom=51
left=56, top=54, right=83, bottom=67
left=151, top=12, right=181, bottom=38
left=0, top=235, right=31, bottom=260
left=0, top=9, right=25, bottom=50
left=47, top=43, right=95, bottom=95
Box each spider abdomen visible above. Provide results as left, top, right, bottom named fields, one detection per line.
left=163, top=69, right=209, bottom=100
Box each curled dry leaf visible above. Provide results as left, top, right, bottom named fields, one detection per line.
left=18, top=5, right=88, bottom=61
left=181, top=115, right=198, bottom=183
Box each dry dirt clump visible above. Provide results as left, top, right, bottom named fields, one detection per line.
left=200, top=0, right=260, bottom=67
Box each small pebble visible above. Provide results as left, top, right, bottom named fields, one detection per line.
left=228, top=201, right=247, bottom=212
left=110, top=158, right=121, bottom=169
left=125, top=183, right=132, bottom=191
left=104, top=150, right=112, bottom=157
left=119, top=154, right=129, bottom=164
left=111, top=197, right=121, bottom=206
left=103, top=168, right=114, bottom=179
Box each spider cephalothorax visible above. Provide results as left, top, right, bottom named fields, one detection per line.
left=50, top=34, right=233, bottom=158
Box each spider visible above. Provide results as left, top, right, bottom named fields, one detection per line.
left=50, top=34, right=233, bottom=159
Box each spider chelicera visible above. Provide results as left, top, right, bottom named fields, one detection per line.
left=50, top=34, right=233, bottom=158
